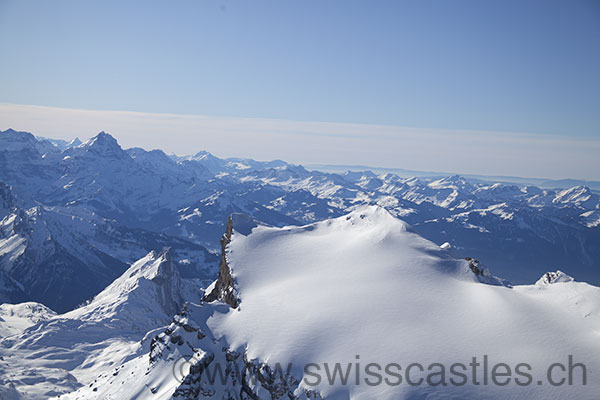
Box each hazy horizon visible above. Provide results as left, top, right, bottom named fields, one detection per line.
left=2, top=102, right=600, bottom=182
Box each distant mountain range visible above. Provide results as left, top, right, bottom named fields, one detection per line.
left=307, top=163, right=600, bottom=191
left=1, top=128, right=599, bottom=315
left=1, top=128, right=599, bottom=399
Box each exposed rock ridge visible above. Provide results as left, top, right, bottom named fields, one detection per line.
left=149, top=248, right=185, bottom=318
left=465, top=257, right=512, bottom=287
left=202, top=216, right=239, bottom=308
left=147, top=304, right=317, bottom=400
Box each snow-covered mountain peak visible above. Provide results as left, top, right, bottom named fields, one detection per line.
left=66, top=248, right=189, bottom=326
left=189, top=150, right=213, bottom=160
left=0, top=129, right=58, bottom=156
left=183, top=150, right=224, bottom=172
left=474, top=182, right=521, bottom=197
left=555, top=185, right=591, bottom=199
left=342, top=204, right=409, bottom=229
left=0, top=247, right=209, bottom=398
left=211, top=206, right=456, bottom=311
left=66, top=137, right=82, bottom=147
left=218, top=206, right=509, bottom=314
left=553, top=185, right=598, bottom=209
left=126, top=147, right=181, bottom=172
left=86, top=130, right=115, bottom=143
left=84, top=208, right=600, bottom=400
left=580, top=210, right=600, bottom=228
left=275, top=163, right=308, bottom=174
left=536, top=270, right=575, bottom=285
left=36, top=135, right=83, bottom=151
left=2, top=128, right=600, bottom=290
left=428, top=174, right=471, bottom=189
left=342, top=170, right=372, bottom=182
left=116, top=247, right=174, bottom=283
left=73, top=131, right=127, bottom=159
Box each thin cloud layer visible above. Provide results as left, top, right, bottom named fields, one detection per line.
left=1, top=103, right=598, bottom=180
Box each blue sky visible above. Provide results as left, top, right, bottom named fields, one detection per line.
left=0, top=0, right=599, bottom=179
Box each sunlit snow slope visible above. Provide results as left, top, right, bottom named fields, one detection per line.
left=62, top=206, right=600, bottom=399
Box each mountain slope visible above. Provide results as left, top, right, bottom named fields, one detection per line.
left=61, top=207, right=600, bottom=399
left=0, top=249, right=201, bottom=399
left=0, top=203, right=217, bottom=312
left=0, top=176, right=218, bottom=312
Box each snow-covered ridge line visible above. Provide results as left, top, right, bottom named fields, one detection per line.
left=54, top=206, right=600, bottom=399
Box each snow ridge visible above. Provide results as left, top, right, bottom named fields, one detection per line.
left=54, top=207, right=600, bottom=399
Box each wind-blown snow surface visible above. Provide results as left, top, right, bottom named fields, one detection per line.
left=60, top=207, right=600, bottom=399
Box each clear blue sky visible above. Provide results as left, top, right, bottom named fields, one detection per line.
left=1, top=0, right=599, bottom=137
left=1, top=0, right=600, bottom=181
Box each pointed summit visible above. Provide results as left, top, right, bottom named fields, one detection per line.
left=85, top=131, right=119, bottom=147
left=64, top=248, right=190, bottom=331
left=75, top=131, right=127, bottom=159
left=66, top=137, right=82, bottom=148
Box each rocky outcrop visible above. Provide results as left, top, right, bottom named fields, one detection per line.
left=202, top=216, right=239, bottom=308
left=464, top=257, right=512, bottom=287
left=536, top=270, right=574, bottom=285
left=147, top=303, right=314, bottom=400
left=146, top=248, right=186, bottom=318
left=465, top=257, right=484, bottom=276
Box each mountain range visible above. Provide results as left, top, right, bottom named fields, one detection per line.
left=1, top=128, right=598, bottom=314
left=0, top=206, right=598, bottom=399
left=1, top=127, right=599, bottom=398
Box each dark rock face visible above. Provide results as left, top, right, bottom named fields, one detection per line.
left=203, top=216, right=239, bottom=308
left=464, top=257, right=512, bottom=288
left=148, top=303, right=315, bottom=400
left=0, top=207, right=129, bottom=313
left=149, top=248, right=187, bottom=319
left=0, top=269, right=27, bottom=304
left=465, top=257, right=484, bottom=276
left=0, top=182, right=17, bottom=219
